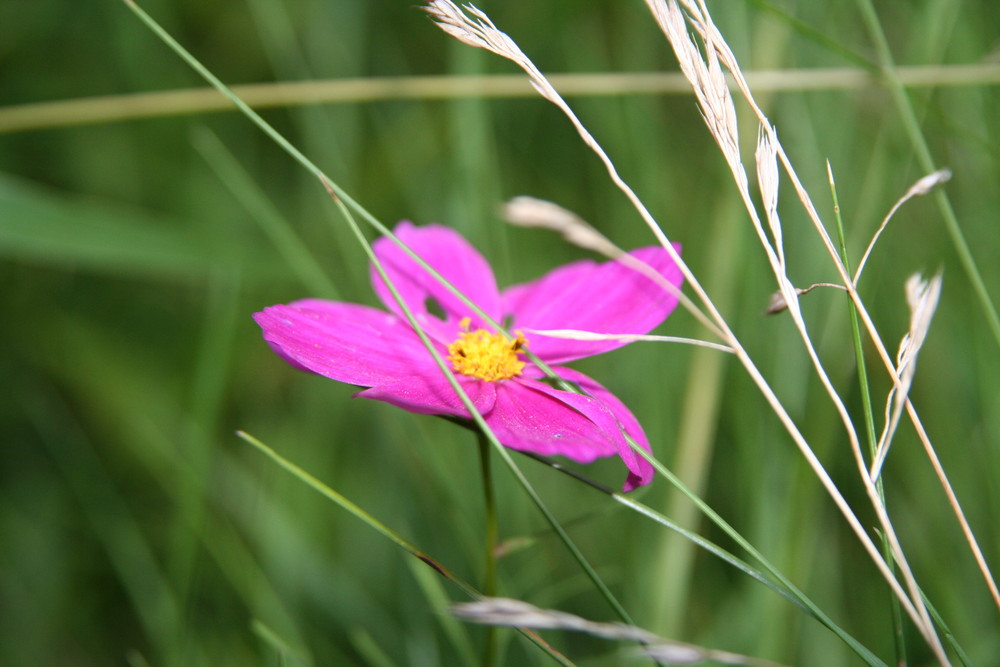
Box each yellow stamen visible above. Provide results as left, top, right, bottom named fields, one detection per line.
left=447, top=317, right=528, bottom=382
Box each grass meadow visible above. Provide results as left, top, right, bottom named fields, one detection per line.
left=2, top=0, right=999, bottom=664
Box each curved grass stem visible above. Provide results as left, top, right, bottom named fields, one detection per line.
left=853, top=0, right=1000, bottom=350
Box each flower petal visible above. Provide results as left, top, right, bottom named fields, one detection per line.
left=371, top=222, right=502, bottom=342
left=530, top=366, right=655, bottom=491
left=254, top=299, right=440, bottom=387
left=503, top=245, right=684, bottom=363
left=484, top=376, right=626, bottom=465
left=358, top=372, right=496, bottom=417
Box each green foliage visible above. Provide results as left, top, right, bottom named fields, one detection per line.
left=2, top=0, right=999, bottom=665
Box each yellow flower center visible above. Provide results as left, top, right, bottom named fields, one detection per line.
left=447, top=317, right=528, bottom=382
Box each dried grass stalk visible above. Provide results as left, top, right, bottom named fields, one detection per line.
left=646, top=1, right=950, bottom=657
left=428, top=0, right=980, bottom=658
left=452, top=597, right=788, bottom=666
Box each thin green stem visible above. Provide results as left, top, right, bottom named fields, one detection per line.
left=515, top=452, right=824, bottom=618
left=238, top=431, right=476, bottom=594
left=829, top=168, right=906, bottom=666
left=478, top=434, right=499, bottom=667
left=621, top=436, right=886, bottom=667
left=239, top=431, right=577, bottom=667
left=522, top=442, right=885, bottom=665
left=915, top=585, right=975, bottom=667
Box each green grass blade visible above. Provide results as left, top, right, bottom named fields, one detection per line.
left=406, top=558, right=480, bottom=667
left=23, top=391, right=186, bottom=664
left=250, top=620, right=314, bottom=667
left=191, top=127, right=339, bottom=298
left=0, top=173, right=274, bottom=281
left=238, top=430, right=476, bottom=596
left=829, top=164, right=908, bottom=665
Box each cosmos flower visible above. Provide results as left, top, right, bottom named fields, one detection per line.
left=254, top=222, right=683, bottom=491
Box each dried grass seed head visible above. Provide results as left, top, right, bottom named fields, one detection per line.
left=502, top=196, right=623, bottom=259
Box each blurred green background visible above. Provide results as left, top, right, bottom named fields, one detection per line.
left=2, top=0, right=999, bottom=664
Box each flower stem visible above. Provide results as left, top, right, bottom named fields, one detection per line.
left=478, top=433, right=499, bottom=667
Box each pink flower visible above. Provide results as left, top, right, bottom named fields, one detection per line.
left=254, top=222, right=683, bottom=491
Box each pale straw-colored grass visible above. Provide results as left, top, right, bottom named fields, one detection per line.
left=871, top=271, right=943, bottom=479
left=4, top=65, right=1000, bottom=135
left=652, top=3, right=998, bottom=654
left=427, top=0, right=1000, bottom=662
left=452, top=597, right=788, bottom=667
left=658, top=0, right=1000, bottom=636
